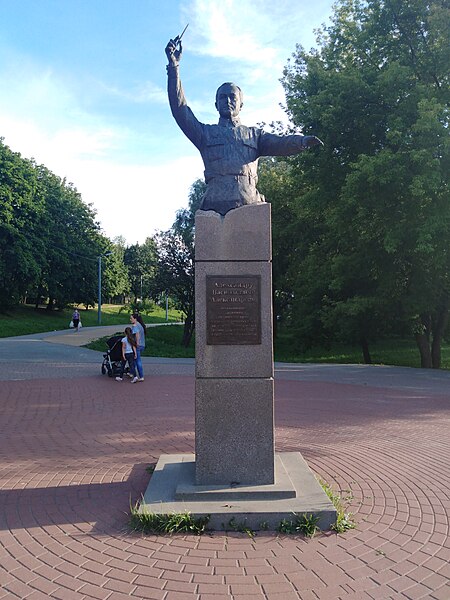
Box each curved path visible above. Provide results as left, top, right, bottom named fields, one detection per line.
left=0, top=328, right=449, bottom=599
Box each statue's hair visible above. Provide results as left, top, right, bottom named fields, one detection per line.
left=215, top=82, right=243, bottom=105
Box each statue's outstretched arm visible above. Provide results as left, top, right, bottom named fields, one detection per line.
left=259, top=131, right=323, bottom=157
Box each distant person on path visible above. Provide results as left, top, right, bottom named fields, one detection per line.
left=72, top=309, right=80, bottom=332
left=130, top=313, right=146, bottom=382
left=116, top=327, right=138, bottom=382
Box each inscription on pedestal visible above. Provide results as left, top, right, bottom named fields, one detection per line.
left=206, top=275, right=261, bottom=345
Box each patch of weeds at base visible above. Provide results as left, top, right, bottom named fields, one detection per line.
left=332, top=510, right=357, bottom=534
left=145, top=464, right=156, bottom=474
left=319, top=479, right=356, bottom=533
left=277, top=513, right=320, bottom=538
left=223, top=517, right=255, bottom=538
left=130, top=499, right=210, bottom=535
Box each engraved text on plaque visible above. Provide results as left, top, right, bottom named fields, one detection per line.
left=206, top=275, right=261, bottom=345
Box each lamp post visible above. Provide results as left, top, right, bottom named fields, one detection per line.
left=97, top=252, right=112, bottom=325
left=165, top=289, right=169, bottom=322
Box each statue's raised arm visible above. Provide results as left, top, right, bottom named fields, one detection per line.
left=165, top=37, right=203, bottom=150
left=165, top=38, right=323, bottom=216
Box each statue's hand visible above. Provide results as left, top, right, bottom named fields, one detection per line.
left=165, top=39, right=182, bottom=66
left=303, top=135, right=324, bottom=148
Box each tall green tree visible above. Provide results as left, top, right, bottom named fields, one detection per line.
left=155, top=179, right=205, bottom=347
left=36, top=166, right=106, bottom=309
left=103, top=236, right=131, bottom=302
left=123, top=237, right=158, bottom=303
left=278, top=0, right=450, bottom=366
left=0, top=140, right=45, bottom=308
left=0, top=138, right=113, bottom=311
left=258, top=158, right=302, bottom=338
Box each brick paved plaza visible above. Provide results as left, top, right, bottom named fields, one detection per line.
left=0, top=340, right=449, bottom=599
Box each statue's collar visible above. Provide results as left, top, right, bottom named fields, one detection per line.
left=218, top=116, right=241, bottom=128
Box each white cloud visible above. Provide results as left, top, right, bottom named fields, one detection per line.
left=73, top=156, right=204, bottom=244
left=1, top=114, right=124, bottom=164
left=98, top=80, right=167, bottom=104
left=0, top=54, right=201, bottom=245
left=176, top=0, right=331, bottom=129
left=0, top=0, right=335, bottom=247
left=0, top=57, right=120, bottom=144
left=181, top=0, right=329, bottom=72
left=1, top=115, right=204, bottom=244
left=181, top=0, right=332, bottom=88
left=185, top=0, right=279, bottom=67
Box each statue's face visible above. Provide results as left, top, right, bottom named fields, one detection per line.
left=215, top=83, right=242, bottom=119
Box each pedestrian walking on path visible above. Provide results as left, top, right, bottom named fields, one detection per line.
left=71, top=308, right=81, bottom=332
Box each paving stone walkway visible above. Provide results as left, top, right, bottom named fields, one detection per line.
left=0, top=331, right=449, bottom=599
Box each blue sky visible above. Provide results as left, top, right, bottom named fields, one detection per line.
left=0, top=0, right=335, bottom=244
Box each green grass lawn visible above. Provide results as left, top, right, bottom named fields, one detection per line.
left=87, top=324, right=450, bottom=369
left=274, top=331, right=450, bottom=369
left=0, top=303, right=182, bottom=338
left=86, top=324, right=195, bottom=358
left=2, top=304, right=449, bottom=369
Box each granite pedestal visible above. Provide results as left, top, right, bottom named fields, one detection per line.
left=142, top=452, right=336, bottom=530
left=141, top=204, right=336, bottom=529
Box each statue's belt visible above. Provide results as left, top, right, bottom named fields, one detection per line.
left=205, top=173, right=257, bottom=183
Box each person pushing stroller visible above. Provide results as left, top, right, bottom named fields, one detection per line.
left=115, top=327, right=138, bottom=383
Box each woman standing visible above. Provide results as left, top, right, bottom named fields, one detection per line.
left=130, top=313, right=146, bottom=382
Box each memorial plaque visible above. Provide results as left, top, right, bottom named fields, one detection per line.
left=206, top=275, right=261, bottom=345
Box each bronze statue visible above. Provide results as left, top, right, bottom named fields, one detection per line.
left=165, top=37, right=323, bottom=216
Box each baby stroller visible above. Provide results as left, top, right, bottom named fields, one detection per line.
left=101, top=335, right=129, bottom=378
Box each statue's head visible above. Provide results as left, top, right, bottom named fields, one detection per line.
left=215, top=82, right=243, bottom=119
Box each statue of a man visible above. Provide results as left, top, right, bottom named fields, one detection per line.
left=165, top=37, right=322, bottom=216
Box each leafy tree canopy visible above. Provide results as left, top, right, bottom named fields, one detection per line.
left=270, top=0, right=450, bottom=366
left=154, top=179, right=206, bottom=347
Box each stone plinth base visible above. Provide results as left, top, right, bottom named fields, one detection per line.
left=141, top=452, right=337, bottom=531
left=195, top=378, right=274, bottom=485
left=195, top=204, right=275, bottom=487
